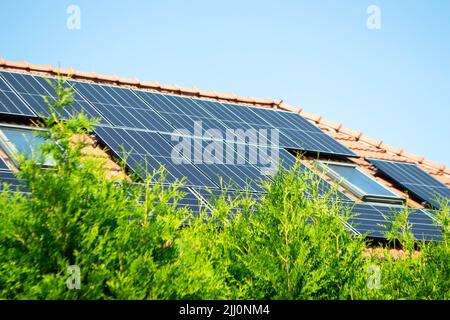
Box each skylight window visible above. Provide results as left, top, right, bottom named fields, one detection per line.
left=318, top=161, right=405, bottom=205
left=0, top=125, right=52, bottom=166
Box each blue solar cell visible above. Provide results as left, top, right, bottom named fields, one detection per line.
left=0, top=171, right=29, bottom=194
left=250, top=107, right=357, bottom=157
left=94, top=126, right=217, bottom=188
left=161, top=112, right=230, bottom=137
left=162, top=95, right=211, bottom=118
left=133, top=91, right=356, bottom=157
left=0, top=72, right=38, bottom=117
left=72, top=82, right=172, bottom=131
left=0, top=157, right=10, bottom=171
left=195, top=100, right=270, bottom=126
left=193, top=187, right=262, bottom=214
left=368, top=159, right=450, bottom=209
left=194, top=163, right=266, bottom=192
left=42, top=78, right=108, bottom=122
left=346, top=203, right=442, bottom=241
left=174, top=186, right=205, bottom=214
left=165, top=134, right=271, bottom=192
left=1, top=71, right=107, bottom=122
left=130, top=183, right=205, bottom=214
left=133, top=90, right=179, bottom=114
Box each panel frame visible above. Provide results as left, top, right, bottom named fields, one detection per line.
left=367, top=158, right=450, bottom=209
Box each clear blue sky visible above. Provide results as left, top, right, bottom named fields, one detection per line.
left=1, top=0, right=449, bottom=165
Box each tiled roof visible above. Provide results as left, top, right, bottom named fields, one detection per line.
left=1, top=57, right=449, bottom=189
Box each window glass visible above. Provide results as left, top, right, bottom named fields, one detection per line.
left=0, top=126, right=50, bottom=165
left=326, top=163, right=398, bottom=197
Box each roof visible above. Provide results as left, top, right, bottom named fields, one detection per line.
left=1, top=57, right=449, bottom=191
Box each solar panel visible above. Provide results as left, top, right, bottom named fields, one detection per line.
left=175, top=187, right=206, bottom=214
left=162, top=133, right=271, bottom=192
left=240, top=106, right=357, bottom=157
left=72, top=82, right=173, bottom=131
left=0, top=72, right=37, bottom=117
left=193, top=100, right=274, bottom=132
left=194, top=162, right=266, bottom=191
left=133, top=90, right=231, bottom=137
left=194, top=100, right=341, bottom=153
left=193, top=187, right=262, bottom=215
left=0, top=157, right=10, bottom=171
left=39, top=78, right=108, bottom=122
left=0, top=170, right=28, bottom=194
left=132, top=183, right=205, bottom=214
left=133, top=90, right=356, bottom=157
left=345, top=203, right=442, bottom=241
left=0, top=71, right=62, bottom=118
left=0, top=71, right=107, bottom=122
left=94, top=126, right=217, bottom=188
left=367, top=159, right=450, bottom=209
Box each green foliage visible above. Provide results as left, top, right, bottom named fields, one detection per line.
left=0, top=79, right=448, bottom=299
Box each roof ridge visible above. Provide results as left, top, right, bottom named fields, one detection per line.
left=0, top=57, right=282, bottom=108
left=1, top=57, right=448, bottom=176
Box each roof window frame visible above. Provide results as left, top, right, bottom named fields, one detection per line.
left=0, top=124, right=52, bottom=167
left=317, top=160, right=405, bottom=205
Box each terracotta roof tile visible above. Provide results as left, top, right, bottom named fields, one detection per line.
left=140, top=81, right=162, bottom=89
left=355, top=151, right=401, bottom=161
left=339, top=127, right=363, bottom=140
left=54, top=67, right=76, bottom=76
left=198, top=90, right=219, bottom=98
left=332, top=132, right=356, bottom=141
left=342, top=140, right=383, bottom=153
left=384, top=145, right=404, bottom=156
left=401, top=151, right=425, bottom=164
left=81, top=146, right=108, bottom=158
left=32, top=64, right=54, bottom=72
left=181, top=87, right=201, bottom=95
left=236, top=96, right=256, bottom=103
left=321, top=119, right=342, bottom=132
left=160, top=83, right=180, bottom=91
left=98, top=74, right=120, bottom=82
left=278, top=103, right=301, bottom=113
left=223, top=92, right=238, bottom=100
left=76, top=71, right=98, bottom=79
left=359, top=135, right=383, bottom=148
left=7, top=60, right=31, bottom=69
left=254, top=97, right=276, bottom=105
left=117, top=78, right=140, bottom=86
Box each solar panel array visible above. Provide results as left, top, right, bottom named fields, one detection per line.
left=0, top=70, right=446, bottom=242
left=0, top=71, right=357, bottom=157
left=368, top=159, right=450, bottom=210
left=345, top=203, right=442, bottom=241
